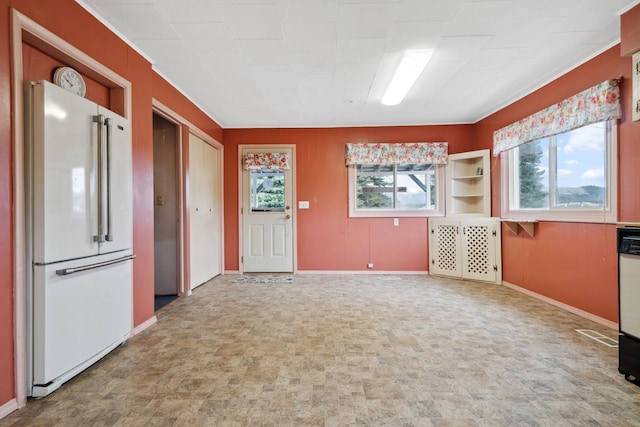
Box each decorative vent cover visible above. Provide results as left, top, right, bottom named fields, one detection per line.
left=464, top=225, right=490, bottom=275
left=435, top=224, right=458, bottom=273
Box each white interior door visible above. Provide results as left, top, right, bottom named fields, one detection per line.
left=204, top=141, right=221, bottom=278
left=242, top=147, right=294, bottom=273
left=189, top=133, right=221, bottom=288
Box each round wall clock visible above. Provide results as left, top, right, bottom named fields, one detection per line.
left=53, top=66, right=87, bottom=97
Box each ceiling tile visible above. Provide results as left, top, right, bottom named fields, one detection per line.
left=396, top=0, right=464, bottom=21
left=386, top=21, right=444, bottom=51
left=432, top=36, right=492, bottom=62
left=336, top=38, right=386, bottom=64
left=442, top=1, right=518, bottom=37
left=134, top=39, right=194, bottom=64
left=170, top=23, right=237, bottom=53
left=154, top=0, right=224, bottom=23
left=236, top=40, right=289, bottom=64
left=338, top=3, right=399, bottom=39
left=485, top=17, right=566, bottom=49
left=290, top=53, right=336, bottom=75
left=283, top=22, right=337, bottom=52
left=278, top=0, right=338, bottom=22
left=219, top=3, right=283, bottom=40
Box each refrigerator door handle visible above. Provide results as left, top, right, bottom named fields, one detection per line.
left=105, top=117, right=113, bottom=242
left=92, top=114, right=105, bottom=243
left=55, top=254, right=136, bottom=276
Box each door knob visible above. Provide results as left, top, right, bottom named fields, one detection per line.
left=285, top=214, right=291, bottom=219
left=285, top=205, right=291, bottom=210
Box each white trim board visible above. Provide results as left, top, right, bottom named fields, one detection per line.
left=0, top=399, right=18, bottom=420
left=132, top=316, right=157, bottom=336
left=296, top=270, right=429, bottom=275
left=502, top=281, right=617, bottom=330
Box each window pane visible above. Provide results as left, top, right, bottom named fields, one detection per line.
left=350, top=162, right=444, bottom=217
left=396, top=164, right=434, bottom=209
left=517, top=139, right=549, bottom=209
left=356, top=165, right=394, bottom=208
left=554, top=122, right=606, bottom=207
left=507, top=120, right=614, bottom=220
left=356, top=164, right=435, bottom=210
left=250, top=170, right=285, bottom=211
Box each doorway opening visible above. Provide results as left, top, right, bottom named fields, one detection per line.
left=153, top=113, right=180, bottom=310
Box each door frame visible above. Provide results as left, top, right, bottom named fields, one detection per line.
left=153, top=100, right=224, bottom=296
left=238, top=144, right=297, bottom=274
left=152, top=111, right=181, bottom=298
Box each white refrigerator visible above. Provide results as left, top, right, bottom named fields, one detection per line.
left=25, top=80, right=134, bottom=397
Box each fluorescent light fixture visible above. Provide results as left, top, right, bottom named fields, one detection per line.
left=381, top=49, right=433, bottom=106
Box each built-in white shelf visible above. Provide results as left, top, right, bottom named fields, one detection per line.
left=446, top=149, right=490, bottom=216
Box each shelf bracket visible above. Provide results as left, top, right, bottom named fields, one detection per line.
left=501, top=219, right=537, bottom=237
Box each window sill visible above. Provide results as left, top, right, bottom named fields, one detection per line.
left=501, top=208, right=617, bottom=224
left=349, top=210, right=444, bottom=219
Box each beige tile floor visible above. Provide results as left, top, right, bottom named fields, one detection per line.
left=3, top=274, right=640, bottom=426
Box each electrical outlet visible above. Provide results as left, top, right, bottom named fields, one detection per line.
left=367, top=263, right=374, bottom=269
left=393, top=218, right=399, bottom=226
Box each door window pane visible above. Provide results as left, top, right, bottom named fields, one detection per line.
left=250, top=170, right=285, bottom=212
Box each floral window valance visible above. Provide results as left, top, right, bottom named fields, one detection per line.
left=493, top=79, right=622, bottom=156
left=243, top=152, right=290, bottom=171
left=345, top=142, right=448, bottom=166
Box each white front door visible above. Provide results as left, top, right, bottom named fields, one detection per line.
left=241, top=147, right=294, bottom=273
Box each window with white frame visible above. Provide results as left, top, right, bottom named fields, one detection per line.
left=346, top=142, right=447, bottom=218
left=495, top=79, right=620, bottom=223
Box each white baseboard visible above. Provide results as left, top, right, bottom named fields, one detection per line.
left=0, top=398, right=18, bottom=420
left=132, top=315, right=157, bottom=335
left=502, top=281, right=618, bottom=330
left=224, top=270, right=428, bottom=275
left=295, top=270, right=428, bottom=275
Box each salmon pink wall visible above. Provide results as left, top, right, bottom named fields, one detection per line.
left=475, top=45, right=638, bottom=323
left=621, top=3, right=640, bottom=56
left=223, top=126, right=475, bottom=272
left=0, top=0, right=223, bottom=409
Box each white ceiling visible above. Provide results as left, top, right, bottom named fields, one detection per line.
left=77, top=0, right=638, bottom=128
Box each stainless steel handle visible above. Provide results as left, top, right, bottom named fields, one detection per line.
left=55, top=254, right=136, bottom=276
left=105, top=117, right=113, bottom=242
left=92, top=115, right=105, bottom=243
